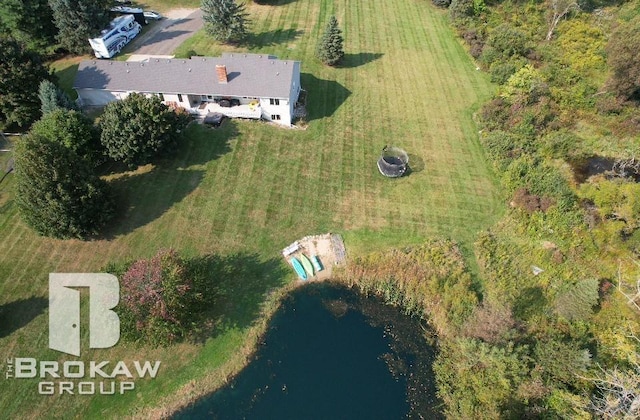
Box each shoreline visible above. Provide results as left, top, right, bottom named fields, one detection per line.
left=140, top=280, right=301, bottom=418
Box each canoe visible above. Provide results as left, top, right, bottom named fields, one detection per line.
left=290, top=257, right=307, bottom=280
left=311, top=255, right=323, bottom=272
left=300, top=254, right=314, bottom=277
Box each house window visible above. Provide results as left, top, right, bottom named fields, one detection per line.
left=270, top=98, right=280, bottom=105
left=158, top=93, right=164, bottom=101
left=271, top=114, right=281, bottom=121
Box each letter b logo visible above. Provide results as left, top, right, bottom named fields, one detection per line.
left=49, top=274, right=120, bottom=356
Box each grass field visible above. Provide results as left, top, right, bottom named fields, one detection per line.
left=0, top=0, right=502, bottom=416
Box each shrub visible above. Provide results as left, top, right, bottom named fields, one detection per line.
left=486, top=23, right=529, bottom=60
left=540, top=130, right=583, bottom=160
left=449, top=0, right=475, bottom=23
left=478, top=97, right=510, bottom=131
left=502, top=155, right=576, bottom=211
left=554, top=278, right=600, bottom=322
left=488, top=58, right=526, bottom=84
left=534, top=338, right=592, bottom=387
left=579, top=177, right=640, bottom=234
left=595, top=94, right=624, bottom=115
left=501, top=65, right=548, bottom=103
left=117, top=249, right=215, bottom=346
left=462, top=301, right=517, bottom=344
left=434, top=339, right=528, bottom=418
left=512, top=188, right=556, bottom=214
left=480, top=130, right=533, bottom=170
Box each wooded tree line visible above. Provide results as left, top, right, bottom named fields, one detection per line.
left=0, top=0, right=110, bottom=55
left=0, top=0, right=112, bottom=129
left=420, top=0, right=640, bottom=417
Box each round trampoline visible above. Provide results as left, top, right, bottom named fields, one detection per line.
left=377, top=146, right=409, bottom=178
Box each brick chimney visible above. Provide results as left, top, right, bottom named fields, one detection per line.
left=216, top=65, right=228, bottom=84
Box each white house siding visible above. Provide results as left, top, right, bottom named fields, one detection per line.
left=162, top=93, right=192, bottom=108
left=259, top=98, right=291, bottom=126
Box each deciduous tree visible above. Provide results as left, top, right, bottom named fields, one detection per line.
left=30, top=108, right=102, bottom=165
left=201, top=0, right=250, bottom=43
left=316, top=16, right=344, bottom=66
left=49, top=0, right=111, bottom=54
left=0, top=0, right=58, bottom=52
left=14, top=133, right=114, bottom=239
left=100, top=93, right=190, bottom=167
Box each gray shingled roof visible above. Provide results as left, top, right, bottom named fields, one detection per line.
left=73, top=53, right=300, bottom=99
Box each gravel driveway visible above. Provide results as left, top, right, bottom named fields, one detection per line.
left=129, top=8, right=203, bottom=56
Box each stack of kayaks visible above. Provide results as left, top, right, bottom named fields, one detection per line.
left=291, top=253, right=322, bottom=280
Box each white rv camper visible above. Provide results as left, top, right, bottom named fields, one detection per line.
left=88, top=15, right=141, bottom=59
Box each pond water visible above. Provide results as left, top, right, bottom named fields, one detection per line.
left=174, top=283, right=442, bottom=419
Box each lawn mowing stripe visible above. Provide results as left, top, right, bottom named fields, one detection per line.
left=0, top=0, right=505, bottom=415
left=0, top=211, right=24, bottom=268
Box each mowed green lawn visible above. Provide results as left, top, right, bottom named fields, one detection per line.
left=0, top=0, right=501, bottom=416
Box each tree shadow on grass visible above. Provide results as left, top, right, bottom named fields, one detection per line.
left=301, top=73, right=351, bottom=122
left=339, top=52, right=384, bottom=69
left=0, top=296, right=48, bottom=339
left=246, top=28, right=304, bottom=48
left=189, top=253, right=289, bottom=344
left=405, top=153, right=425, bottom=177
left=102, top=122, right=236, bottom=238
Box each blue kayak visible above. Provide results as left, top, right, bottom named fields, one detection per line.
left=290, top=257, right=307, bottom=280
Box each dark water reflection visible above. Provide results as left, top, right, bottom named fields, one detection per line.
left=174, top=283, right=442, bottom=419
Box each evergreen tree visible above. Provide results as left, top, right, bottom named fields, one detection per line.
left=316, top=16, right=344, bottom=66
left=49, top=0, right=111, bottom=54
left=31, top=108, right=102, bottom=165
left=0, top=0, right=58, bottom=53
left=100, top=93, right=190, bottom=167
left=38, top=80, right=78, bottom=115
left=14, top=133, right=114, bottom=239
left=201, top=0, right=250, bottom=43
left=0, top=36, right=50, bottom=129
